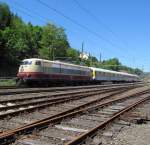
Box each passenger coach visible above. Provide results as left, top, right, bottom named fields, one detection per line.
left=90, top=67, right=139, bottom=83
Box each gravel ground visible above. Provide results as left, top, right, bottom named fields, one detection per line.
left=109, top=123, right=150, bottom=145
left=103, top=98, right=150, bottom=145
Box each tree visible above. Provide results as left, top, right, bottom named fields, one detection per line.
left=24, top=23, right=42, bottom=58
left=0, top=3, right=11, bottom=29
left=0, top=29, right=6, bottom=66
left=39, top=23, right=70, bottom=60
left=66, top=48, right=79, bottom=60
left=101, top=58, right=121, bottom=71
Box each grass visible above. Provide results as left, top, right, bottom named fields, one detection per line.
left=0, top=79, right=16, bottom=86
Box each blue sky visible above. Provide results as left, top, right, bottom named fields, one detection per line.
left=1, top=0, right=150, bottom=71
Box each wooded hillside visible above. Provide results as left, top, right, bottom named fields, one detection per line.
left=0, top=3, right=142, bottom=76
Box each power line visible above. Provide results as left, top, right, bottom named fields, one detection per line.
left=10, top=5, right=46, bottom=24
left=36, top=0, right=122, bottom=49
left=73, top=0, right=136, bottom=61
left=73, top=0, right=128, bottom=46
left=10, top=0, right=131, bottom=61
left=13, top=0, right=47, bottom=22
left=10, top=0, right=119, bottom=52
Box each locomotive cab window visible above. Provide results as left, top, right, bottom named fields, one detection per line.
left=21, top=61, right=32, bottom=65
left=35, top=61, right=41, bottom=65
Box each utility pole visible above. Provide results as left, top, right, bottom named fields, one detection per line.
left=99, top=52, right=102, bottom=63
left=142, top=65, right=144, bottom=72
left=80, top=42, right=84, bottom=65
left=52, top=47, right=55, bottom=61
left=49, top=46, right=51, bottom=60
left=89, top=52, right=92, bottom=66
left=81, top=42, right=84, bottom=60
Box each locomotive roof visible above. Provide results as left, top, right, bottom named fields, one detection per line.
left=22, top=58, right=90, bottom=69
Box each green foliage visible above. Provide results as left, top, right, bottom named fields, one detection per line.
left=10, top=14, right=24, bottom=29
left=101, top=58, right=121, bottom=71
left=66, top=48, right=79, bottom=60
left=134, top=68, right=143, bottom=75
left=39, top=24, right=69, bottom=59
left=0, top=79, right=16, bottom=86
left=98, top=58, right=142, bottom=75
left=0, top=2, right=11, bottom=29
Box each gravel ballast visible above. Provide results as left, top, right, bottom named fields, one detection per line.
left=109, top=123, right=150, bottom=145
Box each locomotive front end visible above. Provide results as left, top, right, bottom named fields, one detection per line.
left=17, top=58, right=43, bottom=86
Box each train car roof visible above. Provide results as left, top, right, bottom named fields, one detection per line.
left=22, top=58, right=90, bottom=69
left=90, top=67, right=138, bottom=77
left=22, top=58, right=139, bottom=77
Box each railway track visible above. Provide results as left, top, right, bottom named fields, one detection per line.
left=0, top=84, right=137, bottom=103
left=0, top=84, right=142, bottom=119
left=0, top=82, right=143, bottom=95
left=0, top=86, right=17, bottom=89
left=0, top=85, right=136, bottom=127
left=0, top=86, right=130, bottom=119
left=0, top=85, right=148, bottom=145
left=65, top=93, right=150, bottom=145
left=0, top=83, right=139, bottom=90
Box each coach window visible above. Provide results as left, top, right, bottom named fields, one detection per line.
left=35, top=61, right=41, bottom=65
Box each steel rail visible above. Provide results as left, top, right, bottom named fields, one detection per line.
left=65, top=93, right=150, bottom=145
left=0, top=88, right=119, bottom=111
left=0, top=85, right=136, bottom=104
left=0, top=82, right=141, bottom=90
left=0, top=88, right=148, bottom=144
left=0, top=82, right=142, bottom=95
left=0, top=87, right=128, bottom=119
left=0, top=86, right=17, bottom=89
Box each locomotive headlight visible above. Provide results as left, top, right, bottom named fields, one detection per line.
left=20, top=67, right=24, bottom=72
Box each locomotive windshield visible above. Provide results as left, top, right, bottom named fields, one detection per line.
left=21, top=61, right=32, bottom=65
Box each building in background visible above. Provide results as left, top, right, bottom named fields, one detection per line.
left=79, top=52, right=89, bottom=60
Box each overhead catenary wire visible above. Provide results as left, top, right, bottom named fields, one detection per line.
left=13, top=0, right=48, bottom=23
left=9, top=1, right=93, bottom=57
left=9, top=0, right=134, bottom=64
left=73, top=0, right=128, bottom=46
left=7, top=0, right=107, bottom=59
left=9, top=4, right=46, bottom=24
left=72, top=0, right=136, bottom=61
left=36, top=0, right=123, bottom=49
left=72, top=0, right=130, bottom=49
